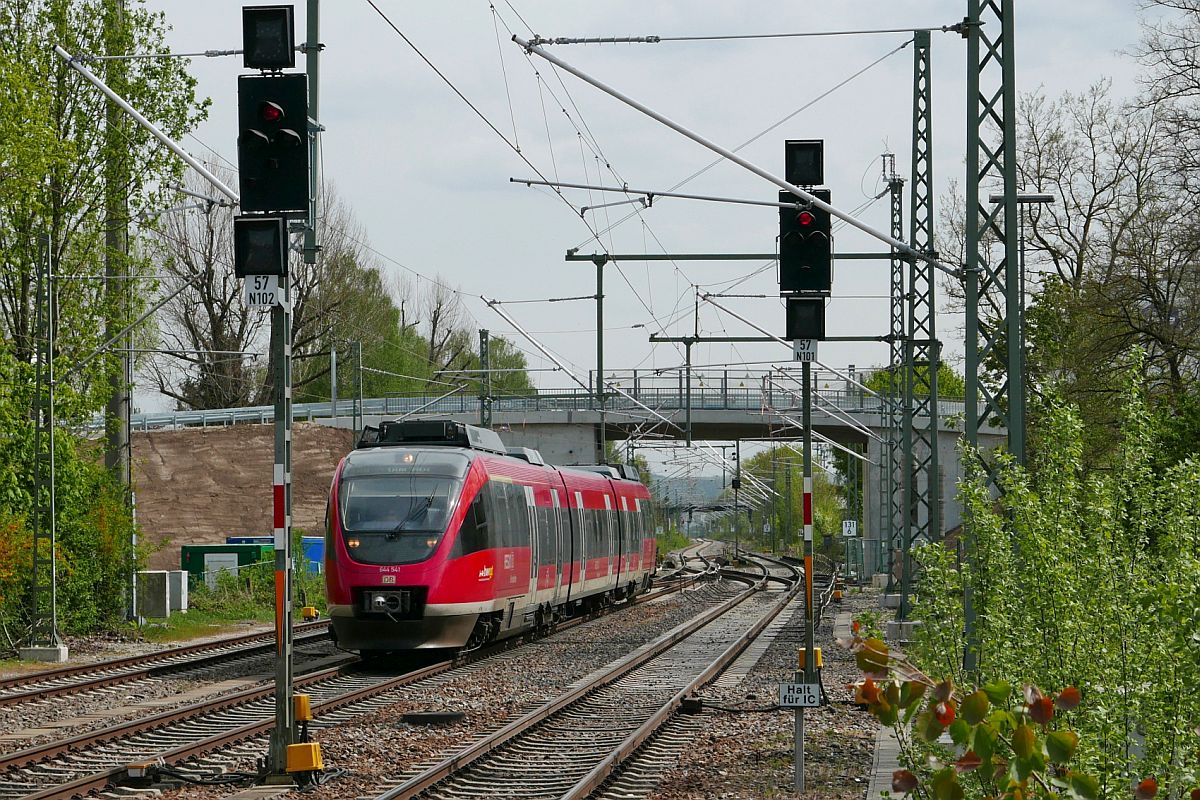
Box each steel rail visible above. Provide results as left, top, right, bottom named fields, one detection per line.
left=372, top=572, right=776, bottom=800
left=564, top=558, right=803, bottom=798
left=5, top=584, right=688, bottom=800
left=0, top=620, right=330, bottom=694
left=0, top=623, right=333, bottom=709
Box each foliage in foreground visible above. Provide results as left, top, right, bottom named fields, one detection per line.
left=901, top=366, right=1200, bottom=799
left=849, top=635, right=1099, bottom=800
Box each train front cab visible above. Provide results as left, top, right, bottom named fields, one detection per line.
left=325, top=447, right=493, bottom=651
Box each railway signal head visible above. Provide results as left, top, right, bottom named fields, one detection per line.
left=779, top=189, right=832, bottom=294
left=234, top=215, right=288, bottom=277
left=242, top=5, right=296, bottom=70
left=237, top=73, right=309, bottom=214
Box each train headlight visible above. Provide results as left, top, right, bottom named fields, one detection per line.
left=425, top=537, right=438, bottom=549
left=347, top=537, right=361, bottom=549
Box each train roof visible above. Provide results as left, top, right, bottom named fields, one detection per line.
left=349, top=419, right=647, bottom=489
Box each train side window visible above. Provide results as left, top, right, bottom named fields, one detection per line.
left=536, top=506, right=556, bottom=565
left=455, top=489, right=490, bottom=556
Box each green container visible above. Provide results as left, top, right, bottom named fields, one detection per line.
left=180, top=543, right=274, bottom=589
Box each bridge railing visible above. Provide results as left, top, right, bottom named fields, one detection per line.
left=123, top=383, right=965, bottom=431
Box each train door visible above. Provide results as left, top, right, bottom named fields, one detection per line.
left=549, top=487, right=563, bottom=606
left=574, top=491, right=586, bottom=586
left=558, top=482, right=578, bottom=604
left=603, top=493, right=615, bottom=579
left=525, top=485, right=538, bottom=599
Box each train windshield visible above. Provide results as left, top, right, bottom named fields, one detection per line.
left=338, top=475, right=462, bottom=564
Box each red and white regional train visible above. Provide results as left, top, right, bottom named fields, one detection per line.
left=324, top=419, right=656, bottom=652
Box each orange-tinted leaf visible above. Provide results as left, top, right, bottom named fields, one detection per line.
left=900, top=680, right=927, bottom=709
left=1028, top=696, right=1054, bottom=725
left=893, top=769, right=919, bottom=793
left=1135, top=778, right=1158, bottom=800
left=1045, top=729, right=1078, bottom=763
left=933, top=679, right=954, bottom=702
left=961, top=690, right=990, bottom=725
left=852, top=619, right=861, bottom=634
left=916, top=709, right=946, bottom=742
left=862, top=678, right=881, bottom=704
left=1012, top=724, right=1035, bottom=758
left=1055, top=686, right=1081, bottom=710
left=935, top=701, right=957, bottom=726
left=856, top=638, right=889, bottom=673
left=1189, top=788, right=1200, bottom=800
left=956, top=751, right=983, bottom=773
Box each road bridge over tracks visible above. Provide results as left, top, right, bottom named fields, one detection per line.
left=128, top=368, right=1004, bottom=576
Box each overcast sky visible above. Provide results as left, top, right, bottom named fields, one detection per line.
left=137, top=2, right=1155, bottom=475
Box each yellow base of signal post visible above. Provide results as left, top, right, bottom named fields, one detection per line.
left=797, top=646, right=822, bottom=671
left=286, top=744, right=324, bottom=773
left=286, top=694, right=324, bottom=773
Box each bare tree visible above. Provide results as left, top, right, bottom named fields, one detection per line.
left=141, top=164, right=266, bottom=410
left=420, top=281, right=472, bottom=384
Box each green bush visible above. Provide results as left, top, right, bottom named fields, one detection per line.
left=907, top=363, right=1200, bottom=798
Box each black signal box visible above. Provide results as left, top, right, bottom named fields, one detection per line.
left=779, top=189, right=832, bottom=293
left=234, top=216, right=288, bottom=277
left=243, top=6, right=296, bottom=70
left=785, top=139, right=824, bottom=186
left=237, top=73, right=309, bottom=214
left=786, top=296, right=826, bottom=340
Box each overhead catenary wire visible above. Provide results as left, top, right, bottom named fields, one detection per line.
left=366, top=1, right=688, bottom=362
left=529, top=22, right=967, bottom=47
left=568, top=38, right=913, bottom=252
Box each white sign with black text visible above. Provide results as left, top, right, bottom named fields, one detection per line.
left=778, top=682, right=821, bottom=707
left=842, top=520, right=858, bottom=538
left=792, top=339, right=818, bottom=362
left=244, top=274, right=281, bottom=308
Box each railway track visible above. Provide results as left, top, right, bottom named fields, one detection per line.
left=0, top=579, right=698, bottom=800
left=0, top=621, right=332, bottom=710
left=364, top=554, right=814, bottom=800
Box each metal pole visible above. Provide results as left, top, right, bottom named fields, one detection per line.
left=103, top=0, right=131, bottom=516
left=733, top=440, right=740, bottom=559
left=596, top=256, right=606, bottom=462
left=303, top=0, right=321, bottom=265
left=963, top=0, right=1020, bottom=676
left=512, top=36, right=956, bottom=276
left=53, top=45, right=238, bottom=204
left=330, top=345, right=337, bottom=420
left=685, top=341, right=693, bottom=446
left=269, top=273, right=294, bottom=774
left=354, top=340, right=363, bottom=435
left=479, top=329, right=492, bottom=428
left=797, top=359, right=815, bottom=792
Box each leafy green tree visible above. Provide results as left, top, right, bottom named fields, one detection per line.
left=0, top=0, right=205, bottom=394
left=864, top=362, right=965, bottom=400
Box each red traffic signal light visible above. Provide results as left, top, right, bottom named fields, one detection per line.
left=260, top=101, right=283, bottom=123
left=797, top=210, right=815, bottom=226
left=237, top=73, right=309, bottom=214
